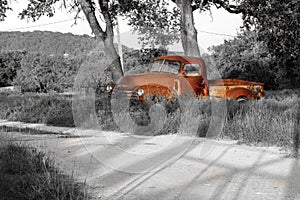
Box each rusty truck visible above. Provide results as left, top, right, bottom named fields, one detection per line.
left=109, top=55, right=264, bottom=103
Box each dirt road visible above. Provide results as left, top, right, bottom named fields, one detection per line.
left=1, top=124, right=300, bottom=200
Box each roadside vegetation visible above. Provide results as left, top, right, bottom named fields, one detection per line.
left=223, top=90, right=299, bottom=147
left=0, top=141, right=88, bottom=200
left=0, top=90, right=299, bottom=149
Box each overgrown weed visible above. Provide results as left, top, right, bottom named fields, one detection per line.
left=0, top=142, right=88, bottom=200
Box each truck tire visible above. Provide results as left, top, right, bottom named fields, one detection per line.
left=236, top=96, right=249, bottom=103
left=129, top=94, right=180, bottom=130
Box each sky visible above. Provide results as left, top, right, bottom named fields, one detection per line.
left=0, top=1, right=244, bottom=53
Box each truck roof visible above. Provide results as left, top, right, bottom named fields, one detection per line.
left=155, top=55, right=205, bottom=65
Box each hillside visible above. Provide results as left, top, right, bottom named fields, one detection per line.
left=0, top=31, right=167, bottom=90
left=0, top=31, right=98, bottom=57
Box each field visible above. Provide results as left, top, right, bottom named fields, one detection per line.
left=0, top=89, right=299, bottom=150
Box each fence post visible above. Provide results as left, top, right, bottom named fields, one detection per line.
left=292, top=91, right=300, bottom=158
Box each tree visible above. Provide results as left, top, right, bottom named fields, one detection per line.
left=14, top=53, right=80, bottom=93
left=0, top=0, right=11, bottom=21
left=210, top=31, right=277, bottom=89
left=239, top=0, right=300, bottom=89
left=0, top=51, right=26, bottom=87
left=1, top=0, right=130, bottom=82
left=127, top=0, right=243, bottom=57
left=123, top=0, right=181, bottom=51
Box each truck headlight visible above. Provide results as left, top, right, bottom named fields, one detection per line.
left=137, top=88, right=144, bottom=96
left=106, top=85, right=113, bottom=91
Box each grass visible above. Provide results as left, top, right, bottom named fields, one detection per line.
left=223, top=95, right=298, bottom=147
left=0, top=93, right=74, bottom=127
left=0, top=141, right=88, bottom=200
left=0, top=90, right=299, bottom=150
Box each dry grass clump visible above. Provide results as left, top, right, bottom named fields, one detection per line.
left=0, top=142, right=88, bottom=200
left=223, top=92, right=298, bottom=147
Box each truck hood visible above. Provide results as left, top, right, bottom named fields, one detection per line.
left=118, top=72, right=177, bottom=92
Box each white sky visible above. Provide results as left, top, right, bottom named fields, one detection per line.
left=0, top=1, right=243, bottom=52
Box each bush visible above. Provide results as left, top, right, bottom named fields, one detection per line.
left=0, top=143, right=88, bottom=200
left=14, top=53, right=81, bottom=93
left=45, top=99, right=75, bottom=127
left=0, top=93, right=74, bottom=127
left=0, top=51, right=26, bottom=87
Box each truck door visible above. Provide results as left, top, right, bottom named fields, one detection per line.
left=181, top=64, right=204, bottom=96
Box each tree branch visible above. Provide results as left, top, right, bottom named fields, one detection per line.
left=212, top=0, right=243, bottom=14
left=98, top=0, right=114, bottom=38
left=78, top=0, right=106, bottom=39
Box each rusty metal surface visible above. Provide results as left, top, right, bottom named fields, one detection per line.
left=115, top=56, right=264, bottom=101
left=209, top=79, right=264, bottom=99
left=209, top=79, right=264, bottom=86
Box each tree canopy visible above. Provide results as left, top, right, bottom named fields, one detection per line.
left=240, top=0, right=300, bottom=88
left=210, top=31, right=277, bottom=89
left=0, top=0, right=135, bottom=82
left=126, top=0, right=243, bottom=56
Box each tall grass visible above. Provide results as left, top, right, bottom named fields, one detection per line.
left=0, top=142, right=88, bottom=200
left=223, top=95, right=297, bottom=147
left=0, top=90, right=299, bottom=150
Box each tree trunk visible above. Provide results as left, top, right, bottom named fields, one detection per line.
left=177, top=0, right=201, bottom=57
left=78, top=0, right=123, bottom=83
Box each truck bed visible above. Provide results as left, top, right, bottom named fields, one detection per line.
left=208, top=79, right=264, bottom=86
left=208, top=79, right=264, bottom=100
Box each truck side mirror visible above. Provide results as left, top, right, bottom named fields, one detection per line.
left=181, top=71, right=187, bottom=76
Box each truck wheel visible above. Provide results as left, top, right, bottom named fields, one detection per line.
left=129, top=98, right=153, bottom=126
left=236, top=96, right=249, bottom=103
left=129, top=95, right=180, bottom=128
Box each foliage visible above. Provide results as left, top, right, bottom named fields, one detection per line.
left=0, top=50, right=26, bottom=87
left=0, top=31, right=97, bottom=58
left=0, top=0, right=11, bottom=21
left=0, top=31, right=149, bottom=92
left=240, top=0, right=300, bottom=89
left=209, top=31, right=277, bottom=89
left=125, top=0, right=242, bottom=54
left=0, top=143, right=88, bottom=200
left=123, top=47, right=168, bottom=74
left=45, top=98, right=74, bottom=127
left=0, top=93, right=75, bottom=127
left=123, top=0, right=181, bottom=49
left=14, top=53, right=81, bottom=93
left=2, top=0, right=141, bottom=82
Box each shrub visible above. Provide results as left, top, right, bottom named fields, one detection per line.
left=14, top=53, right=81, bottom=93
left=0, top=51, right=26, bottom=87
left=0, top=93, right=74, bottom=127
left=45, top=99, right=75, bottom=127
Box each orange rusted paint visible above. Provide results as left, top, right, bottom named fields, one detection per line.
left=114, top=56, right=264, bottom=101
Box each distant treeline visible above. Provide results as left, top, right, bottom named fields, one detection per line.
left=0, top=31, right=97, bottom=58
left=2, top=30, right=293, bottom=92
left=0, top=31, right=166, bottom=92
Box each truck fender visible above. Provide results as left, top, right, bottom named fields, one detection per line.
left=226, top=88, right=254, bottom=101
left=133, top=84, right=175, bottom=100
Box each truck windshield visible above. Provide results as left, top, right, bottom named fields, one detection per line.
left=150, top=60, right=180, bottom=74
